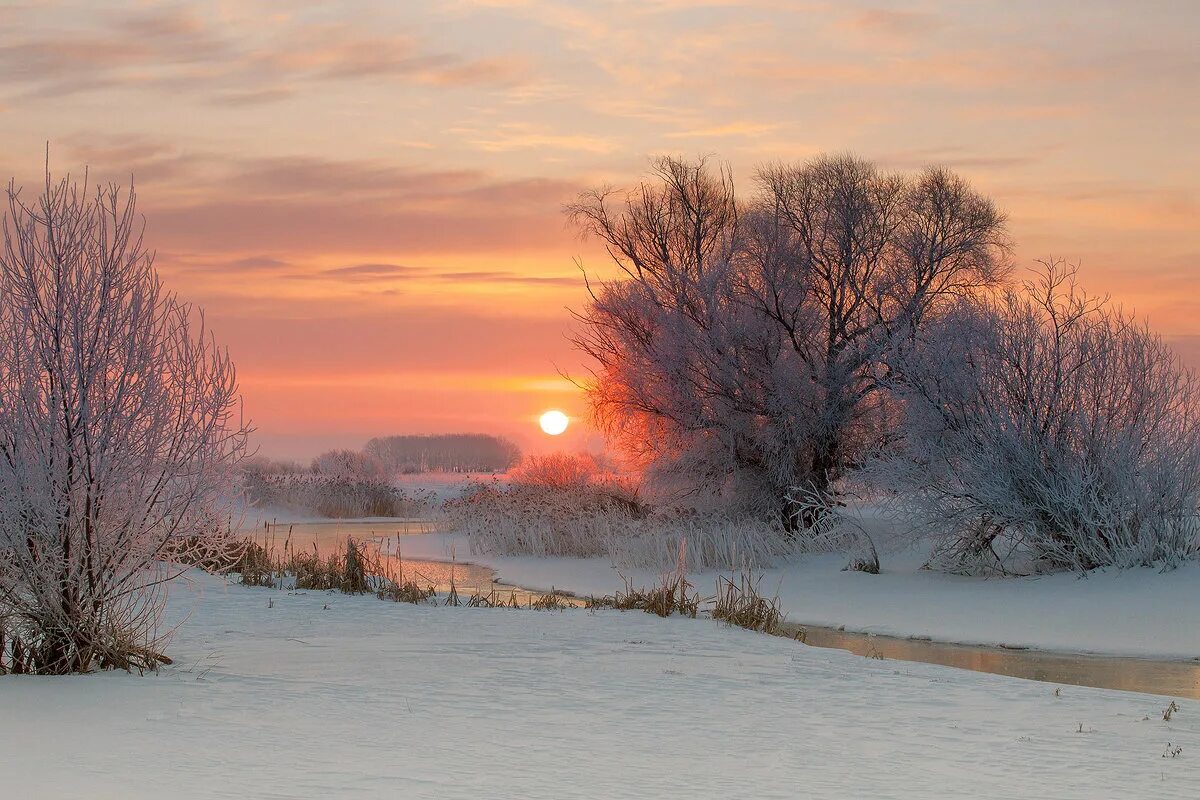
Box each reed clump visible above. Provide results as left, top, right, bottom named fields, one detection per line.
left=611, top=573, right=699, bottom=618
left=530, top=590, right=571, bottom=611
left=376, top=579, right=436, bottom=604
left=288, top=537, right=375, bottom=594
left=231, top=541, right=277, bottom=587
left=712, top=570, right=783, bottom=633
left=216, top=533, right=436, bottom=602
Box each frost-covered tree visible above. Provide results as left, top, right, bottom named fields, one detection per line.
left=753, top=157, right=1008, bottom=505
left=876, top=261, right=1200, bottom=573
left=569, top=154, right=1007, bottom=525
left=0, top=169, right=249, bottom=674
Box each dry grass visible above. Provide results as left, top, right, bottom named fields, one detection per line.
left=230, top=541, right=276, bottom=587
left=611, top=573, right=699, bottom=618
left=288, top=538, right=374, bottom=594
left=376, top=579, right=436, bottom=604
left=466, top=590, right=502, bottom=608
left=529, top=590, right=571, bottom=611
left=711, top=570, right=783, bottom=633
left=190, top=532, right=792, bottom=646
left=214, top=534, right=443, bottom=604
left=463, top=588, right=528, bottom=608
left=586, top=565, right=785, bottom=636
left=598, top=540, right=699, bottom=618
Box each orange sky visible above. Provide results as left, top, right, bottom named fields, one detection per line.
left=2, top=1, right=1198, bottom=458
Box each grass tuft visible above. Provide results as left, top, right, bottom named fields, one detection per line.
left=712, top=570, right=783, bottom=633
left=530, top=590, right=570, bottom=611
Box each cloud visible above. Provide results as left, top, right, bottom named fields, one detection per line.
left=258, top=24, right=530, bottom=87
left=875, top=145, right=1053, bottom=172
left=144, top=187, right=577, bottom=257
left=5, top=141, right=586, bottom=262
left=432, top=270, right=579, bottom=286
left=841, top=9, right=941, bottom=43
left=320, top=263, right=424, bottom=279
left=210, top=88, right=295, bottom=107
left=0, top=5, right=530, bottom=102
left=275, top=263, right=578, bottom=288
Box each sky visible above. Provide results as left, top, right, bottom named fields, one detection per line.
left=1, top=0, right=1198, bottom=459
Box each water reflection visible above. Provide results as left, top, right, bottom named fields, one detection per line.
left=779, top=623, right=1200, bottom=699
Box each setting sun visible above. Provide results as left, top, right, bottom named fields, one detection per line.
left=539, top=409, right=569, bottom=436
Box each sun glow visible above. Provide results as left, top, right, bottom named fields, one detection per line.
left=539, top=409, right=569, bottom=435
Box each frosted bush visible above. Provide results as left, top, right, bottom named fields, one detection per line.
left=874, top=262, right=1200, bottom=574
left=311, top=449, right=389, bottom=481
left=0, top=170, right=248, bottom=674
left=245, top=473, right=431, bottom=518
left=446, top=477, right=802, bottom=572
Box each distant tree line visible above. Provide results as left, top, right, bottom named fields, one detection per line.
left=363, top=434, right=521, bottom=474
left=244, top=434, right=521, bottom=481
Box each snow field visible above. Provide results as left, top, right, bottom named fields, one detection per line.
left=2, top=571, right=1196, bottom=799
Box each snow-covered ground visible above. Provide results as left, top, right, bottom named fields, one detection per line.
left=2, top=571, right=1195, bottom=799
left=396, top=530, right=1200, bottom=661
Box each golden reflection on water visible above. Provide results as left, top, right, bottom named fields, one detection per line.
left=779, top=623, right=1200, bottom=699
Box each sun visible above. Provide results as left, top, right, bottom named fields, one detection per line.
left=539, top=409, right=569, bottom=436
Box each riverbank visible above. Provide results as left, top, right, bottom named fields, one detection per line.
left=1, top=570, right=1195, bottom=799
left=394, top=530, right=1200, bottom=661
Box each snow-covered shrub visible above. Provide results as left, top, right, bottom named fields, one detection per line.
left=509, top=452, right=602, bottom=490
left=610, top=513, right=801, bottom=572
left=245, top=473, right=430, bottom=518
left=243, top=455, right=307, bottom=476
left=311, top=448, right=389, bottom=481
left=445, top=480, right=640, bottom=560
left=785, top=487, right=882, bottom=573
left=447, top=467, right=800, bottom=571
left=876, top=262, right=1200, bottom=573
left=0, top=170, right=248, bottom=674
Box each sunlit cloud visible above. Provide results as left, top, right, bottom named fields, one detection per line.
left=838, top=8, right=942, bottom=45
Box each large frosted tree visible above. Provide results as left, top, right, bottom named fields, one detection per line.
left=569, top=154, right=1008, bottom=525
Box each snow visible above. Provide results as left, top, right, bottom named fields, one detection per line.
left=396, top=529, right=1200, bottom=661
left=2, top=571, right=1196, bottom=799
